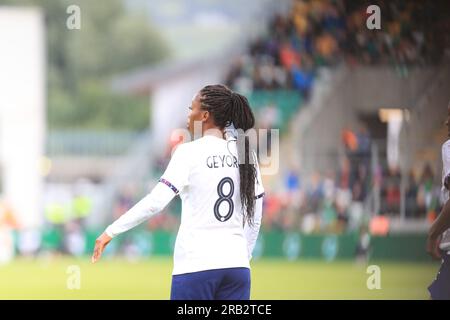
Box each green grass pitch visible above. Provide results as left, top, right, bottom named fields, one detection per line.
left=0, top=257, right=440, bottom=299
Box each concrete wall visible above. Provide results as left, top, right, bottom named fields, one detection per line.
left=347, top=66, right=440, bottom=111
left=399, top=65, right=450, bottom=174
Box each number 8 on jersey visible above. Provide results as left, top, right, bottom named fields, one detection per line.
left=214, top=177, right=234, bottom=222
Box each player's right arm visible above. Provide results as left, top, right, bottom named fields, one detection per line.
left=428, top=198, right=450, bottom=259
left=243, top=152, right=265, bottom=260
left=92, top=144, right=191, bottom=263
left=244, top=195, right=263, bottom=260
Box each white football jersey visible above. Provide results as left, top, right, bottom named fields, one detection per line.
left=440, top=139, right=450, bottom=251
left=160, top=135, right=264, bottom=275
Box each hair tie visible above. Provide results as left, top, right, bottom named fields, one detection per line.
left=224, top=121, right=238, bottom=141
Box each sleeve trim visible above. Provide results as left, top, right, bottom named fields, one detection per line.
left=159, top=178, right=179, bottom=195
left=255, top=192, right=265, bottom=200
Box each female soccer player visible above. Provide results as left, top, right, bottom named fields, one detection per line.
left=427, top=101, right=450, bottom=300
left=92, top=84, right=264, bottom=300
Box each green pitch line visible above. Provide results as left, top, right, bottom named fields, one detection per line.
left=0, top=257, right=439, bottom=299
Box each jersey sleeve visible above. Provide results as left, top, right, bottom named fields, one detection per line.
left=244, top=151, right=265, bottom=260
left=244, top=197, right=263, bottom=260
left=104, top=144, right=191, bottom=238
left=253, top=151, right=265, bottom=199
left=159, top=143, right=191, bottom=195
left=105, top=182, right=176, bottom=238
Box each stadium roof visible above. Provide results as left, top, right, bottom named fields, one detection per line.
left=111, top=47, right=239, bottom=96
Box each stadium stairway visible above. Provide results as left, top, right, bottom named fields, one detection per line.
left=288, top=65, right=354, bottom=178
left=289, top=64, right=450, bottom=180
left=400, top=64, right=450, bottom=176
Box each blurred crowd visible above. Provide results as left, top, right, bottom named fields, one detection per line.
left=260, top=126, right=442, bottom=235
left=226, top=0, right=450, bottom=98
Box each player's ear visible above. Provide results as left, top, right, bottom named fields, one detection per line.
left=202, top=110, right=210, bottom=122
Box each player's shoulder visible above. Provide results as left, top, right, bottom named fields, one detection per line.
left=189, top=135, right=226, bottom=148
left=172, top=138, right=204, bottom=155
left=179, top=137, right=204, bottom=149
left=172, top=140, right=195, bottom=154
left=174, top=136, right=226, bottom=156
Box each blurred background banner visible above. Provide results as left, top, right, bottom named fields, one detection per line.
left=0, top=0, right=449, bottom=299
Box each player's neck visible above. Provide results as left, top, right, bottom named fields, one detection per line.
left=203, top=127, right=224, bottom=140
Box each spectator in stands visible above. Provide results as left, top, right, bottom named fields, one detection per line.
left=405, top=169, right=419, bottom=218
left=383, top=167, right=401, bottom=214
left=226, top=0, right=449, bottom=96
left=417, top=163, right=440, bottom=219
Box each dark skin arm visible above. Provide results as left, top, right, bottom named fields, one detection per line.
left=427, top=197, right=450, bottom=259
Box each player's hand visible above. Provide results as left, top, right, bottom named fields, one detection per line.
left=427, top=233, right=442, bottom=260
left=92, top=232, right=112, bottom=263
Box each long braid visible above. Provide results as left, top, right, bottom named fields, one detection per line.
left=200, top=84, right=257, bottom=227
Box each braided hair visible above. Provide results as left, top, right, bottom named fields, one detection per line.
left=199, top=84, right=257, bottom=226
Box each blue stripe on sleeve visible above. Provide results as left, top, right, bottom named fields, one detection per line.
left=159, top=178, right=179, bottom=194
left=255, top=192, right=265, bottom=200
